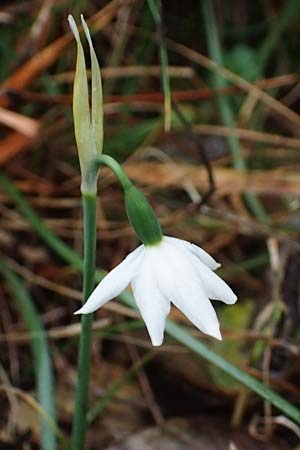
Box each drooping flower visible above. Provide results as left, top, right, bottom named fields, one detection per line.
left=75, top=235, right=237, bottom=346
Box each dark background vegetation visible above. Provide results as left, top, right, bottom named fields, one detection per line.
left=0, top=0, right=300, bottom=448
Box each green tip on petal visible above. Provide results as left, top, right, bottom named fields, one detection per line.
left=68, top=15, right=80, bottom=41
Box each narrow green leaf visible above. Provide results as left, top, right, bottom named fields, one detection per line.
left=201, top=0, right=270, bottom=224
left=165, top=320, right=300, bottom=423
left=0, top=258, right=57, bottom=450
left=147, top=0, right=171, bottom=131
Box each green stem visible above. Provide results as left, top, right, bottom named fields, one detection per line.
left=71, top=194, right=97, bottom=450
left=96, top=154, right=132, bottom=190
left=258, top=0, right=300, bottom=74
left=147, top=0, right=171, bottom=131
left=201, top=0, right=270, bottom=224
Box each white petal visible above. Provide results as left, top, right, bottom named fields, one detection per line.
left=131, top=248, right=170, bottom=346
left=164, top=236, right=220, bottom=270
left=75, top=245, right=144, bottom=314
left=172, top=286, right=222, bottom=340
left=154, top=242, right=222, bottom=340
left=182, top=249, right=237, bottom=305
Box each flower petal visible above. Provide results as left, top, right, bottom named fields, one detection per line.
left=155, top=242, right=222, bottom=340
left=182, top=249, right=237, bottom=305
left=131, top=248, right=170, bottom=346
left=164, top=236, right=220, bottom=270
left=172, top=286, right=222, bottom=340
left=75, top=245, right=144, bottom=314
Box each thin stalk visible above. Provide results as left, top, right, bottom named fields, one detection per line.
left=96, top=154, right=132, bottom=190
left=258, top=0, right=300, bottom=74
left=71, top=194, right=97, bottom=450
left=147, top=0, right=171, bottom=131
left=201, top=0, right=270, bottom=224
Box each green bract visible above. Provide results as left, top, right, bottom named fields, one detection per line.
left=68, top=15, right=103, bottom=195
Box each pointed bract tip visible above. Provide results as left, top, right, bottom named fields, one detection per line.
left=80, top=14, right=87, bottom=28
left=68, top=15, right=79, bottom=41
left=80, top=14, right=87, bottom=27
left=80, top=14, right=93, bottom=45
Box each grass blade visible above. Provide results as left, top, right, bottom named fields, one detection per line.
left=201, top=0, right=270, bottom=224
left=0, top=257, right=57, bottom=450
left=147, top=0, right=171, bottom=131
left=164, top=320, right=300, bottom=423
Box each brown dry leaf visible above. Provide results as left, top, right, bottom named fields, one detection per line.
left=0, top=107, right=39, bottom=138
left=14, top=401, right=40, bottom=437
left=122, top=162, right=300, bottom=197
left=193, top=124, right=300, bottom=149
left=12, top=179, right=55, bottom=195
left=0, top=33, right=72, bottom=107
left=0, top=132, right=34, bottom=166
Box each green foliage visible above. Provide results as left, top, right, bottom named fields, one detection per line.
left=224, top=45, right=259, bottom=82
left=0, top=259, right=57, bottom=450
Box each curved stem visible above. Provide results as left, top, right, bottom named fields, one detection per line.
left=71, top=193, right=97, bottom=450
left=96, top=154, right=132, bottom=191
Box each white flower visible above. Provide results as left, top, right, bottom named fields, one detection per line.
left=75, top=236, right=237, bottom=346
